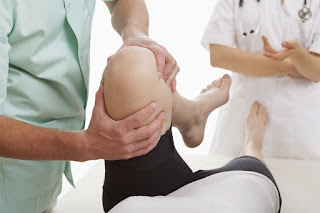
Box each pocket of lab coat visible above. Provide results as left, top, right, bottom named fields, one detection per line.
left=3, top=159, right=65, bottom=202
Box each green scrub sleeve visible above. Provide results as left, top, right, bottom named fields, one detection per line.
left=0, top=0, right=13, bottom=115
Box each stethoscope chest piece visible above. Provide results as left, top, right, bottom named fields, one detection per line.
left=299, top=6, right=312, bottom=22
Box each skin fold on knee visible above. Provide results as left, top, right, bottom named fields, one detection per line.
left=103, top=46, right=172, bottom=135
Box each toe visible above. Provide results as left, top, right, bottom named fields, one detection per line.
left=218, top=77, right=223, bottom=87
left=250, top=101, right=260, bottom=116
left=220, top=75, right=231, bottom=89
left=212, top=80, right=220, bottom=87
left=258, top=103, right=266, bottom=115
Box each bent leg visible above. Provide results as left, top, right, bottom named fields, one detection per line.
left=103, top=46, right=231, bottom=147
left=172, top=75, right=231, bottom=147
left=103, top=46, right=172, bottom=135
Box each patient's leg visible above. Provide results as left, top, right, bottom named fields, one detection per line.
left=103, top=46, right=173, bottom=135
left=240, top=101, right=268, bottom=163
left=172, top=75, right=231, bottom=147
left=103, top=46, right=230, bottom=147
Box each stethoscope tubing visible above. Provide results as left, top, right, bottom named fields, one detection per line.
left=239, top=0, right=311, bottom=23
left=239, top=0, right=307, bottom=8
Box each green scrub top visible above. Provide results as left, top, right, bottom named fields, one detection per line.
left=0, top=0, right=115, bottom=212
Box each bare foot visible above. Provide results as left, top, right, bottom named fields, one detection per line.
left=179, top=74, right=231, bottom=148
left=241, top=101, right=269, bottom=162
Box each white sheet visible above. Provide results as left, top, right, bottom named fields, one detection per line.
left=109, top=171, right=280, bottom=213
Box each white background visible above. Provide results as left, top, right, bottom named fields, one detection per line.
left=63, top=0, right=230, bottom=196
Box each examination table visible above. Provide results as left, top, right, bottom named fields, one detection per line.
left=53, top=156, right=320, bottom=213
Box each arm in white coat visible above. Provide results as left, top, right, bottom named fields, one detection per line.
left=290, top=46, right=320, bottom=82
left=210, top=44, right=298, bottom=77
left=263, top=40, right=320, bottom=82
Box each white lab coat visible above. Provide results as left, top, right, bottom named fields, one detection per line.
left=202, top=0, right=320, bottom=159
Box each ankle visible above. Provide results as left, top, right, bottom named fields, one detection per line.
left=242, top=141, right=262, bottom=156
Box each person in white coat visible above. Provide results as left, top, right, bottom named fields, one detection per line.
left=202, top=0, right=320, bottom=159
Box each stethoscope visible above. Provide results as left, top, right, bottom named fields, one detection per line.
left=239, top=0, right=312, bottom=37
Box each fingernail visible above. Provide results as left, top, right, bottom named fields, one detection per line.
left=158, top=72, right=162, bottom=79
left=152, top=103, right=158, bottom=109
left=283, top=42, right=287, bottom=46
left=223, top=74, right=229, bottom=79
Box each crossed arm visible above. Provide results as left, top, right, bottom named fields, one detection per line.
left=262, top=38, right=320, bottom=82
left=210, top=37, right=320, bottom=82
left=210, top=44, right=293, bottom=77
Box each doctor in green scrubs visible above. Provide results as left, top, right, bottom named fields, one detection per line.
left=0, top=0, right=179, bottom=212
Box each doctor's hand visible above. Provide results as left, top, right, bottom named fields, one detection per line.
left=81, top=82, right=164, bottom=161
left=108, top=35, right=179, bottom=92
left=262, top=36, right=304, bottom=78
left=263, top=38, right=302, bottom=61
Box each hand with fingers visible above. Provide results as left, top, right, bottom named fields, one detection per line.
left=261, top=36, right=304, bottom=78
left=81, top=83, right=165, bottom=161
left=108, top=35, right=179, bottom=92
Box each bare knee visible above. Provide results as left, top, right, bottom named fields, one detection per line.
left=103, top=47, right=172, bottom=134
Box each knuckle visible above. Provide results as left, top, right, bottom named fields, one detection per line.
left=123, top=146, right=132, bottom=155
left=163, top=72, right=169, bottom=78
left=113, top=129, right=122, bottom=137
left=125, top=146, right=131, bottom=154
left=154, top=47, right=164, bottom=56
left=173, top=61, right=178, bottom=67
left=148, top=137, right=155, bottom=146
left=154, top=48, right=162, bottom=56
left=112, top=126, right=125, bottom=137
left=120, top=137, right=129, bottom=145
left=148, top=129, right=154, bottom=137
left=171, top=59, right=177, bottom=66
left=132, top=115, right=142, bottom=124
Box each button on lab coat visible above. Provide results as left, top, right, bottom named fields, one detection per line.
left=202, top=0, right=320, bottom=159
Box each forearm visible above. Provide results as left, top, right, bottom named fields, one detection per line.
left=0, top=116, right=86, bottom=161
left=290, top=48, right=320, bottom=82
left=210, top=44, right=291, bottom=76
left=106, top=0, right=149, bottom=40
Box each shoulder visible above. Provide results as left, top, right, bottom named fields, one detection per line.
left=212, top=0, right=237, bottom=14
left=215, top=0, right=237, bottom=8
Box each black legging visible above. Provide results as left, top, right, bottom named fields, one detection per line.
left=103, top=128, right=282, bottom=212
